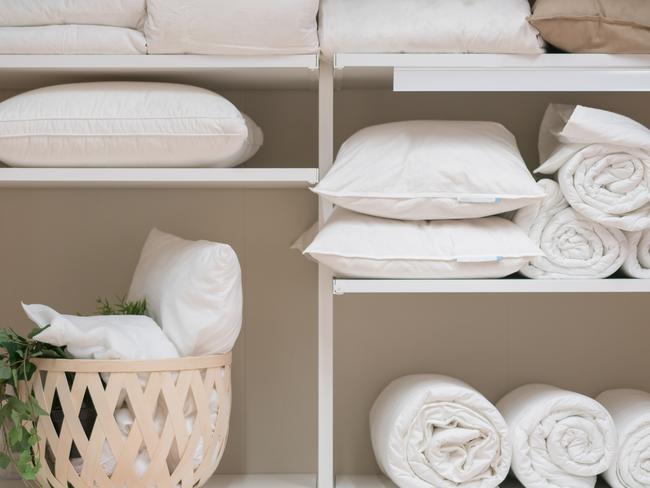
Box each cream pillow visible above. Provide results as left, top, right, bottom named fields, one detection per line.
left=314, top=121, right=545, bottom=220
left=0, top=82, right=263, bottom=168
left=304, top=209, right=542, bottom=279
left=145, top=0, right=319, bottom=55
left=128, top=229, right=242, bottom=357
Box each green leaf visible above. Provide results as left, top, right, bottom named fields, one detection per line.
left=0, top=366, right=12, bottom=380
left=0, top=453, right=10, bottom=469
left=9, top=426, right=23, bottom=445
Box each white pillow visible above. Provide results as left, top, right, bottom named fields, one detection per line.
left=304, top=209, right=542, bottom=279
left=0, top=82, right=263, bottom=168
left=145, top=0, right=319, bottom=55
left=0, top=0, right=145, bottom=29
left=314, top=121, right=545, bottom=220
left=319, top=0, right=543, bottom=58
left=127, top=229, right=242, bottom=357
left=23, top=303, right=179, bottom=360
left=0, top=25, right=146, bottom=54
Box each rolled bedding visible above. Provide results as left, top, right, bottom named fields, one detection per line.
left=370, top=375, right=511, bottom=488
left=514, top=178, right=627, bottom=279
left=622, top=231, right=650, bottom=278
left=536, top=104, right=650, bottom=232
left=596, top=389, right=650, bottom=488
left=497, top=384, right=618, bottom=488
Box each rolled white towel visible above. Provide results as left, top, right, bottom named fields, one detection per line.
left=514, top=179, right=627, bottom=279
left=622, top=231, right=650, bottom=278
left=497, top=384, right=618, bottom=488
left=596, top=389, right=650, bottom=488
left=370, top=375, right=511, bottom=488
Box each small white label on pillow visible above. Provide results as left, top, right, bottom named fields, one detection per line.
left=456, top=255, right=504, bottom=263
left=457, top=196, right=502, bottom=204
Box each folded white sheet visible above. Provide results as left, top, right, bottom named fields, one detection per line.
left=537, top=104, right=650, bottom=232
left=596, top=389, right=650, bottom=488
left=0, top=25, right=146, bottom=54
left=514, top=179, right=627, bottom=279
left=497, top=384, right=618, bottom=488
left=319, top=0, right=543, bottom=58
left=22, top=303, right=179, bottom=360
left=371, top=375, right=511, bottom=488
left=622, top=231, right=650, bottom=278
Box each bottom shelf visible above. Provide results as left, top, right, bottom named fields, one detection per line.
left=336, top=476, right=611, bottom=488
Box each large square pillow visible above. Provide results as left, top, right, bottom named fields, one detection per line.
left=128, top=229, right=242, bottom=356
left=304, top=209, right=542, bottom=279
left=313, top=121, right=545, bottom=220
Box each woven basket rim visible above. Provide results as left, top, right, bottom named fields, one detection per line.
left=31, top=352, right=232, bottom=373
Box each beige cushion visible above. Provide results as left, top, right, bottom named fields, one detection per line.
left=530, top=0, right=650, bottom=53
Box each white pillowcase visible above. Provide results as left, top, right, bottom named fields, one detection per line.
left=128, top=229, right=242, bottom=357
left=0, top=0, right=145, bottom=29
left=319, top=0, right=543, bottom=58
left=0, top=25, right=146, bottom=54
left=23, top=303, right=179, bottom=360
left=0, top=82, right=263, bottom=168
left=145, top=0, right=319, bottom=55
left=314, top=121, right=545, bottom=220
left=304, top=209, right=542, bottom=279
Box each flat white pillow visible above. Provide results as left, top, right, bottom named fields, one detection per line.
left=0, top=25, right=146, bottom=54
left=304, top=209, right=542, bottom=279
left=0, top=0, right=145, bottom=29
left=127, top=229, right=243, bottom=357
left=0, top=82, right=263, bottom=168
left=319, top=0, right=543, bottom=58
left=314, top=121, right=545, bottom=220
left=145, top=0, right=319, bottom=55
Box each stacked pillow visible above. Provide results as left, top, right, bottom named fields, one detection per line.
left=0, top=0, right=147, bottom=54
left=305, top=121, right=544, bottom=279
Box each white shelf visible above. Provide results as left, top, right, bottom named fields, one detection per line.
left=333, top=53, right=650, bottom=91
left=333, top=278, right=650, bottom=295
left=0, top=167, right=319, bottom=189
left=1, top=474, right=316, bottom=488
left=0, top=54, right=319, bottom=91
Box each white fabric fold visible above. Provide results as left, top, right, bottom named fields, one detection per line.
left=497, top=384, right=618, bottom=488
left=596, top=389, right=650, bottom=488
left=514, top=179, right=627, bottom=279
left=370, top=375, right=511, bottom=488
left=622, top=230, right=650, bottom=278
left=536, top=104, right=650, bottom=232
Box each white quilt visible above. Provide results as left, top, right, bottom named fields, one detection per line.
left=497, top=384, right=618, bottom=488
left=596, top=389, right=650, bottom=488
left=514, top=179, right=627, bottom=279
left=537, top=104, right=650, bottom=232
left=370, top=375, right=511, bottom=488
left=622, top=230, right=650, bottom=278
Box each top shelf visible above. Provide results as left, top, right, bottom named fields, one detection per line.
left=0, top=54, right=319, bottom=92
left=333, top=53, right=650, bottom=92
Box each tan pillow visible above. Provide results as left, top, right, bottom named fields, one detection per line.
left=529, top=0, right=650, bottom=53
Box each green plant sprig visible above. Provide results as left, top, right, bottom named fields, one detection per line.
left=96, top=296, right=148, bottom=316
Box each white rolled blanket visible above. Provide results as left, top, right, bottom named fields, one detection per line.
left=514, top=179, right=627, bottom=279
left=370, top=375, right=511, bottom=488
left=622, top=231, right=650, bottom=278
left=536, top=104, right=650, bottom=232
left=596, top=389, right=650, bottom=488
left=497, top=384, right=618, bottom=488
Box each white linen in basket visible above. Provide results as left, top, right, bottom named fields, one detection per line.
left=514, top=179, right=627, bottom=279
left=128, top=229, right=242, bottom=357
left=497, top=384, right=618, bottom=488
left=313, top=121, right=545, bottom=220
left=319, top=0, right=543, bottom=58
left=622, top=231, right=650, bottom=278
left=304, top=208, right=542, bottom=279
left=536, top=104, right=650, bottom=232
left=0, top=25, right=146, bottom=54
left=0, top=0, right=145, bottom=29
left=0, top=82, right=263, bottom=168
left=370, top=375, right=511, bottom=488
left=596, top=389, right=650, bottom=488
left=145, top=0, right=319, bottom=55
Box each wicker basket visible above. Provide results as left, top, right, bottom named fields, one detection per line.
left=25, top=354, right=232, bottom=488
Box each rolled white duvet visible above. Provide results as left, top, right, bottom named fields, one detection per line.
left=536, top=104, right=650, bottom=232
left=622, top=231, right=650, bottom=278
left=514, top=178, right=627, bottom=279
left=497, top=384, right=618, bottom=488
left=370, top=375, right=511, bottom=488
left=596, top=389, right=650, bottom=488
